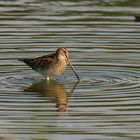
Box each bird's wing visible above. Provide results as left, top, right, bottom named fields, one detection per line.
left=18, top=54, right=56, bottom=70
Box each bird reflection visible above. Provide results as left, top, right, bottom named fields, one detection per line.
left=24, top=79, right=79, bottom=112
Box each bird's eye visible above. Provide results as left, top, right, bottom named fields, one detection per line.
left=63, top=50, right=66, bottom=53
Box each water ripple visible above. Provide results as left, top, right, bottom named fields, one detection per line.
left=0, top=0, right=140, bottom=139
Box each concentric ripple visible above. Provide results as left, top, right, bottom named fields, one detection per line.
left=1, top=60, right=140, bottom=95
left=92, top=66, right=140, bottom=93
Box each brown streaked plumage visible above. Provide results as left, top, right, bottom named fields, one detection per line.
left=18, top=48, right=80, bottom=81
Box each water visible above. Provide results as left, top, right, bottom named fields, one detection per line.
left=0, top=0, right=140, bottom=140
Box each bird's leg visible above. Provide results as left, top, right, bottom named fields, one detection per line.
left=43, top=75, right=50, bottom=81
left=47, top=77, right=50, bottom=80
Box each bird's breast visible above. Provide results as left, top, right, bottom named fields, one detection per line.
left=48, top=59, right=67, bottom=76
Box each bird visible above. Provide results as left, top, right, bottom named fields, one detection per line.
left=18, top=48, right=80, bottom=81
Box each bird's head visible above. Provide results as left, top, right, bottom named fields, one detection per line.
left=56, top=47, right=80, bottom=81
left=56, top=48, right=70, bottom=63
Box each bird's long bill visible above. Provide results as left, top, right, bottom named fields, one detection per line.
left=68, top=60, right=80, bottom=81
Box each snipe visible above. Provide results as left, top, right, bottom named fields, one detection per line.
left=18, top=48, right=80, bottom=81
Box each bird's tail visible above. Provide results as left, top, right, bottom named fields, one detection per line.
left=18, top=58, right=32, bottom=62
left=18, top=58, right=26, bottom=62
left=18, top=58, right=33, bottom=67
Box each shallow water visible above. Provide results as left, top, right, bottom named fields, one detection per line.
left=0, top=0, right=140, bottom=140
